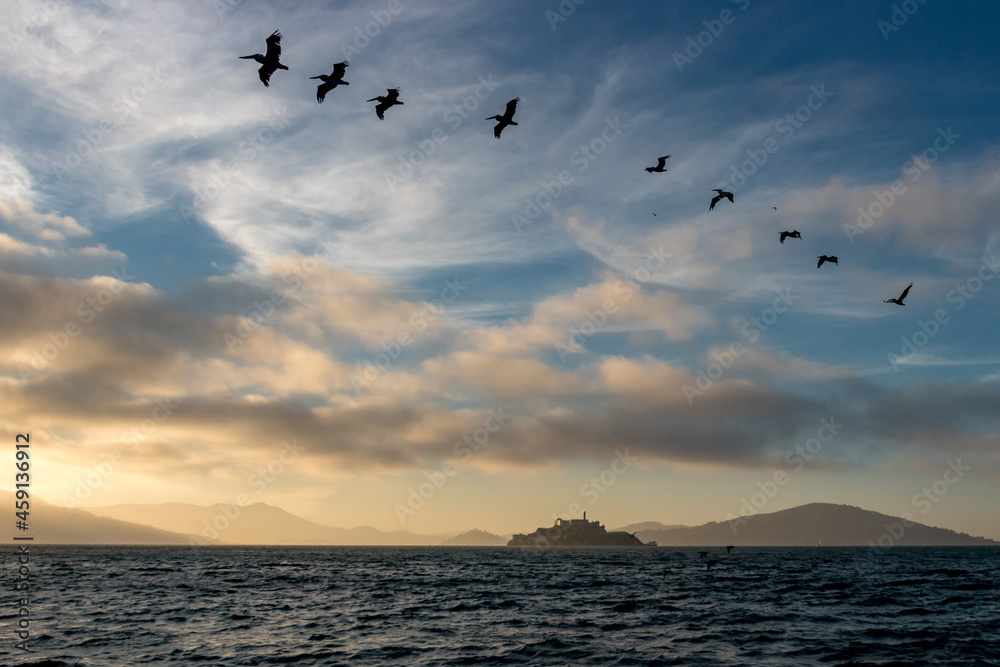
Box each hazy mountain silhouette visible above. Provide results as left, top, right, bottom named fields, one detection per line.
left=1, top=491, right=195, bottom=544
left=614, top=521, right=687, bottom=533
left=637, top=503, right=998, bottom=546
left=440, top=529, right=508, bottom=546
left=88, top=501, right=443, bottom=545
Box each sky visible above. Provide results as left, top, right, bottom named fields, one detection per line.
left=2, top=0, right=999, bottom=541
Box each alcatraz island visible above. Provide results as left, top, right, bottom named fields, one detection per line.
left=508, top=513, right=650, bottom=547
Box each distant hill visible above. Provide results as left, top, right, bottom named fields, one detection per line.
left=0, top=491, right=195, bottom=544
left=88, top=502, right=443, bottom=545
left=638, top=503, right=999, bottom=547
left=440, top=529, right=508, bottom=546
left=614, top=521, right=687, bottom=534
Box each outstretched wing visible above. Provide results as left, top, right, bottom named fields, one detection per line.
left=780, top=232, right=788, bottom=243
left=259, top=65, right=275, bottom=86
left=710, top=194, right=721, bottom=210
left=264, top=31, right=282, bottom=62
left=724, top=191, right=734, bottom=203
left=332, top=61, right=349, bottom=79
left=316, top=81, right=333, bottom=102
left=656, top=155, right=670, bottom=169
left=899, top=282, right=913, bottom=301
left=385, top=88, right=400, bottom=102
left=504, top=97, right=519, bottom=120
left=494, top=123, right=502, bottom=139
left=817, top=256, right=825, bottom=268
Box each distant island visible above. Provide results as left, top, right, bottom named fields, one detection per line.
left=441, top=529, right=508, bottom=546
left=508, top=513, right=647, bottom=546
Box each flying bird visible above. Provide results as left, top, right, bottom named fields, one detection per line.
left=486, top=97, right=519, bottom=138
left=817, top=255, right=839, bottom=268
left=367, top=88, right=403, bottom=120
left=645, top=156, right=670, bottom=173
left=726, top=545, right=734, bottom=554
left=310, top=61, right=349, bottom=102
left=779, top=230, right=801, bottom=244
left=240, top=30, right=288, bottom=87
left=884, top=282, right=913, bottom=305
left=710, top=189, right=734, bottom=210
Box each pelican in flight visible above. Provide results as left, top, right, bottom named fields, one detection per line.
left=884, top=282, right=913, bottom=305
left=311, top=61, right=349, bottom=103
left=367, top=88, right=403, bottom=120
left=645, top=156, right=670, bottom=173
left=817, top=255, right=839, bottom=268
left=240, top=30, right=288, bottom=87
left=710, top=188, right=734, bottom=210
left=779, top=230, right=801, bottom=244
left=486, top=98, right=519, bottom=138
left=726, top=545, right=734, bottom=554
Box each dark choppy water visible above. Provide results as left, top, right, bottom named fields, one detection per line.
left=2, top=546, right=999, bottom=666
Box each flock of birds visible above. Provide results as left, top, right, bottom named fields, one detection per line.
left=240, top=31, right=518, bottom=134
left=241, top=30, right=913, bottom=307
left=642, top=156, right=914, bottom=306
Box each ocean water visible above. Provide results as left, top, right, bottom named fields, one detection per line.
left=2, top=546, right=998, bottom=666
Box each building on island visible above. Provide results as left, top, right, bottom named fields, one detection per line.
left=508, top=512, right=647, bottom=547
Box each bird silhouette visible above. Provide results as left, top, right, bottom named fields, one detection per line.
left=367, top=88, right=403, bottom=120
left=726, top=545, right=734, bottom=554
left=645, top=156, right=670, bottom=173
left=240, top=30, right=288, bottom=87
left=710, top=189, right=734, bottom=210
left=817, top=255, right=839, bottom=268
left=706, top=559, right=717, bottom=571
left=779, top=230, right=801, bottom=244
left=486, top=98, right=519, bottom=138
left=310, top=61, right=349, bottom=103
left=884, top=282, right=913, bottom=305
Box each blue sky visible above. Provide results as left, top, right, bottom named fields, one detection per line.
left=2, top=0, right=999, bottom=539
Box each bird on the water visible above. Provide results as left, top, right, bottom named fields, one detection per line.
left=240, top=30, right=287, bottom=87
left=311, top=61, right=349, bottom=103
left=367, top=88, right=403, bottom=120
left=710, top=188, right=734, bottom=210
left=884, top=282, right=913, bottom=305
left=645, top=156, right=670, bottom=173
left=486, top=98, right=519, bottom=138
